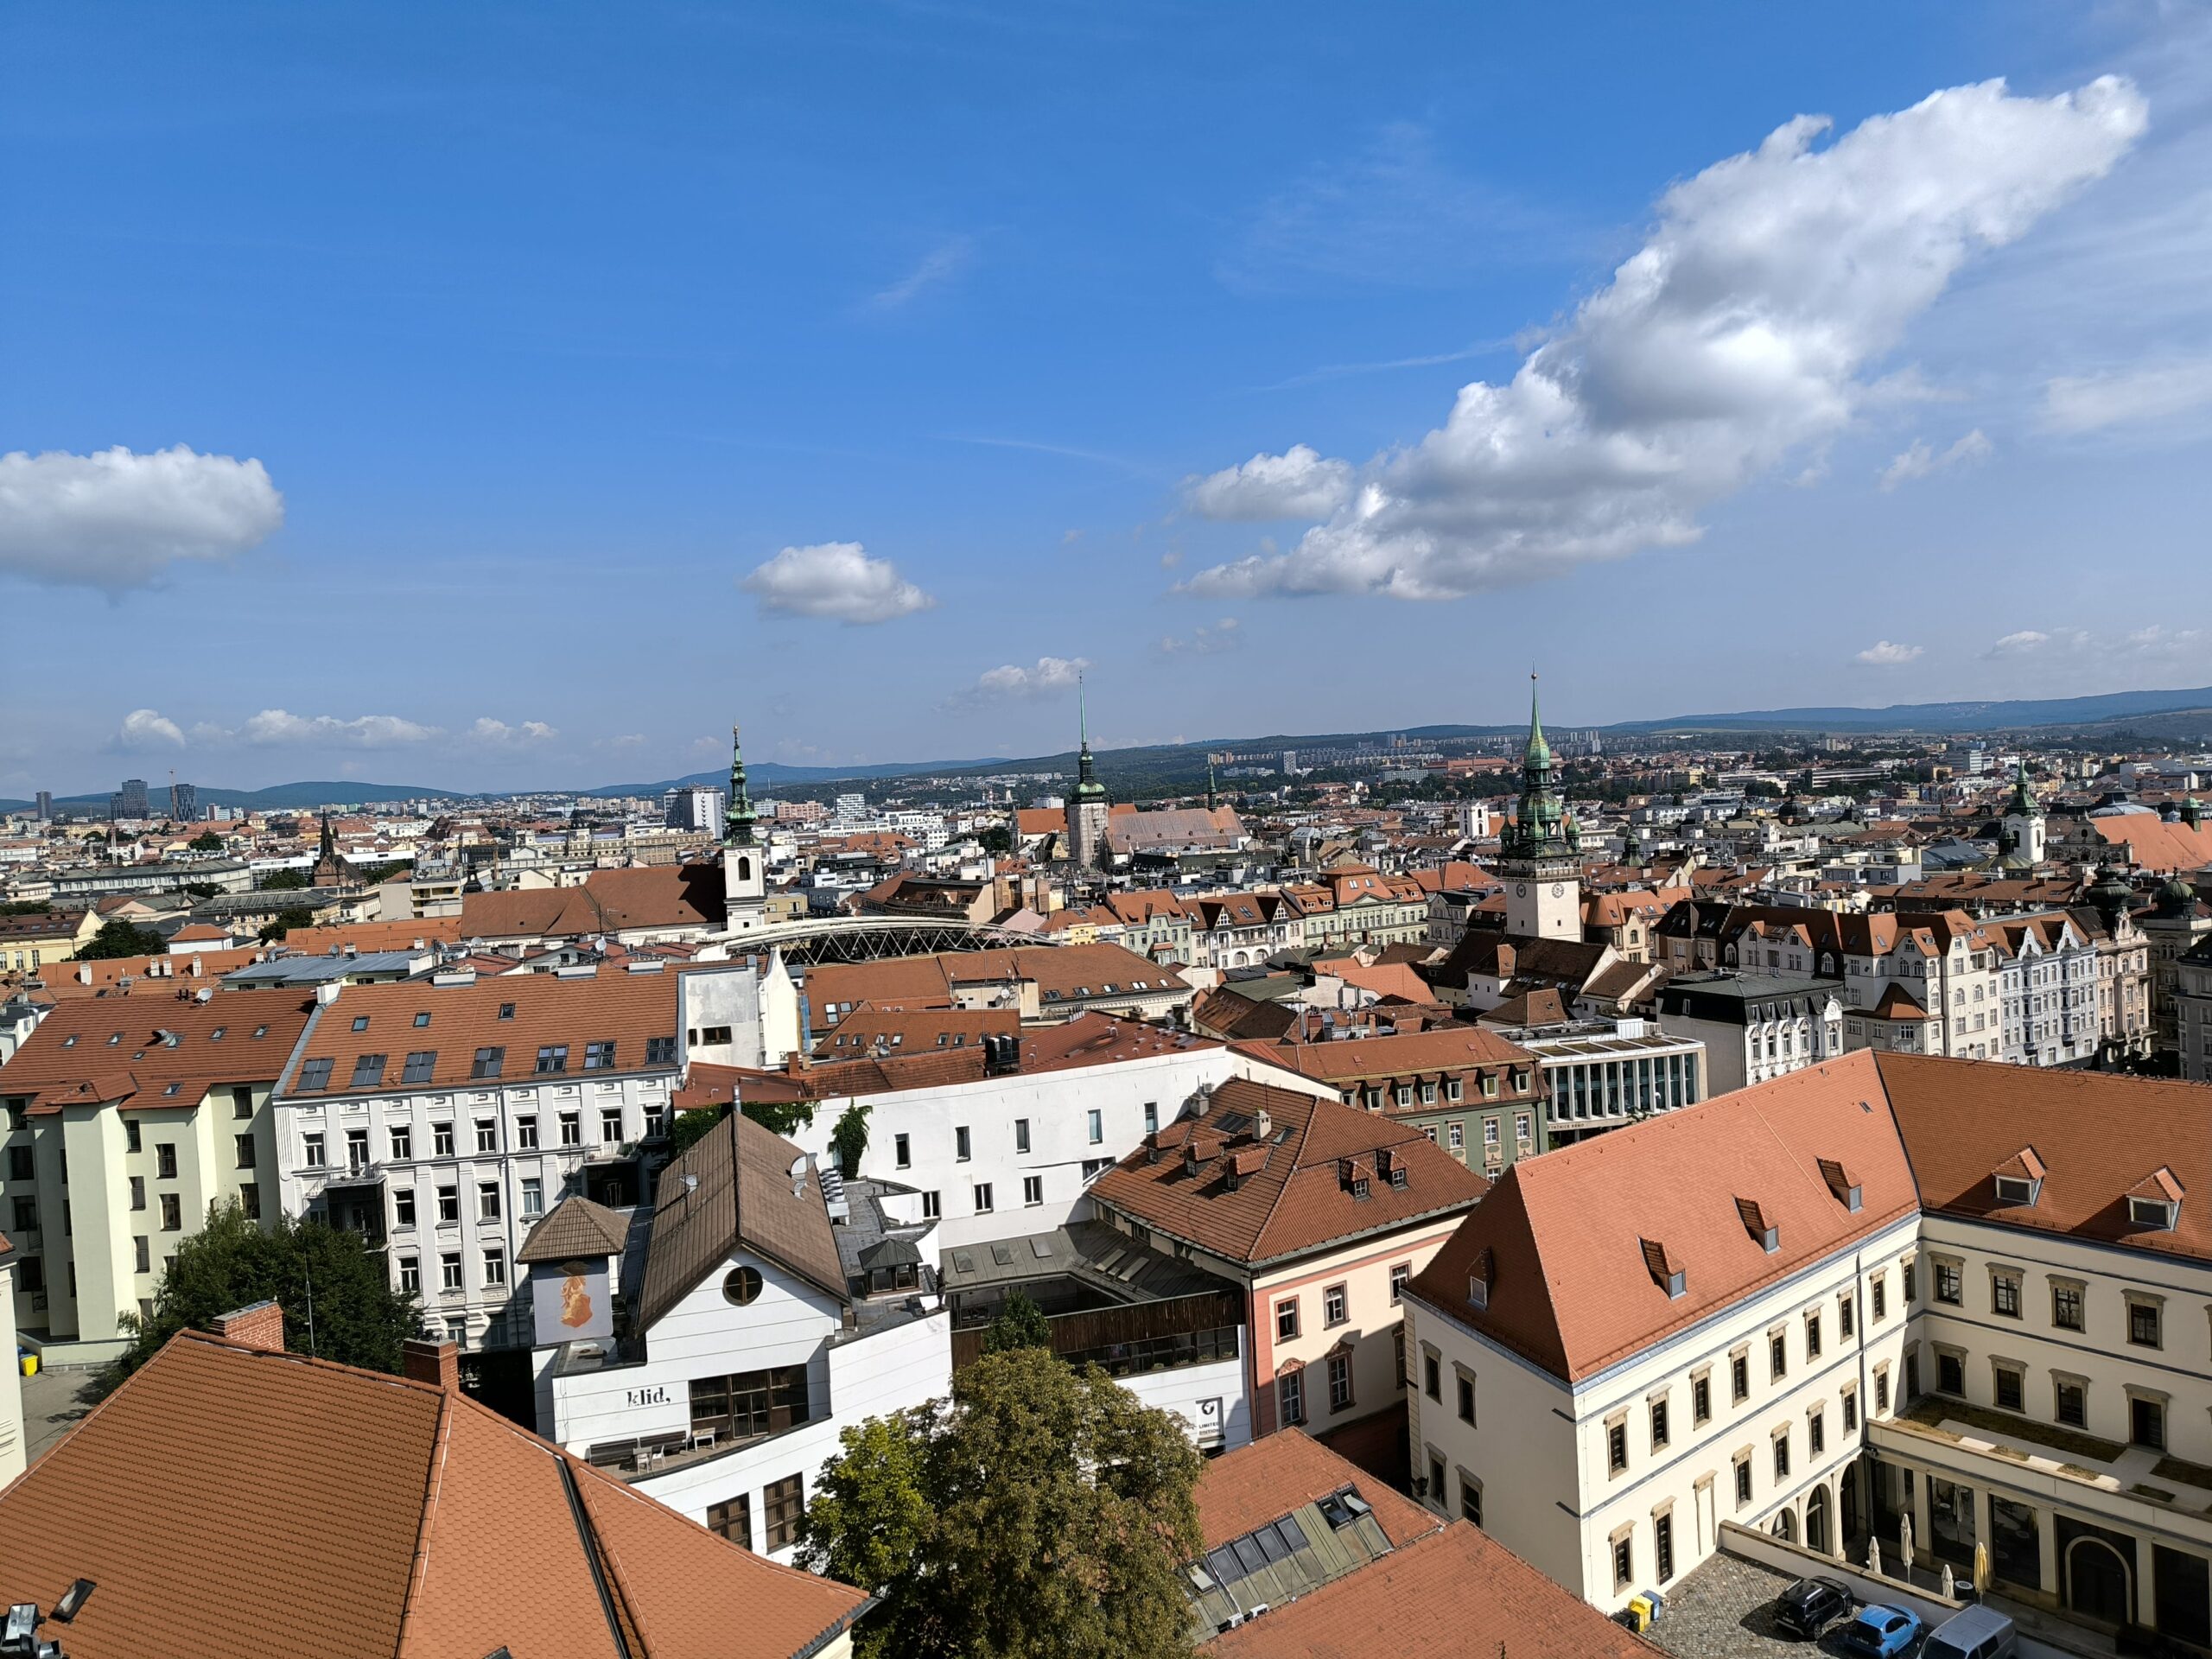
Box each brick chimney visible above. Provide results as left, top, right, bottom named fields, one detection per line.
left=209, top=1300, right=285, bottom=1353
left=403, top=1337, right=461, bottom=1392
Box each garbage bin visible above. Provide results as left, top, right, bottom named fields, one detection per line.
left=20, top=1352, right=38, bottom=1378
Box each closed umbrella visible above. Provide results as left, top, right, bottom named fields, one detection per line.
left=1901, top=1513, right=1913, bottom=1575
left=1869, top=1537, right=1884, bottom=1578
left=1974, top=1542, right=1991, bottom=1596
left=1941, top=1563, right=1955, bottom=1599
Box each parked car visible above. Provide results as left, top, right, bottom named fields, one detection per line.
left=1839, top=1604, right=1923, bottom=1657
left=1773, top=1575, right=1853, bottom=1639
left=1923, top=1605, right=2016, bottom=1659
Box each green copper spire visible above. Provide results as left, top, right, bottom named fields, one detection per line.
left=2009, top=758, right=2039, bottom=818
left=1074, top=672, right=1105, bottom=801
left=1525, top=671, right=1552, bottom=768
left=724, top=722, right=757, bottom=847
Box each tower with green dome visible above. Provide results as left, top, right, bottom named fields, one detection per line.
left=1065, top=674, right=1112, bottom=870
left=721, top=721, right=768, bottom=931
left=1497, top=673, right=1583, bottom=939
left=1998, top=758, right=2045, bottom=871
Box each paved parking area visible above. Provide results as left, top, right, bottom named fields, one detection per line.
left=1647, top=1552, right=1911, bottom=1658
left=21, top=1366, right=104, bottom=1464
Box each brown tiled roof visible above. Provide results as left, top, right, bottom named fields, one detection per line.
left=804, top=940, right=1186, bottom=1015
left=1197, top=1431, right=1652, bottom=1658
left=637, top=1109, right=848, bottom=1331
left=1408, top=1051, right=1919, bottom=1382
left=1236, top=1026, right=1535, bottom=1087
left=0, top=1330, right=867, bottom=1659
left=0, top=995, right=315, bottom=1114
left=2090, top=814, right=2212, bottom=873
left=282, top=917, right=467, bottom=955
left=275, top=971, right=678, bottom=1097
left=1875, top=1053, right=2212, bottom=1262
left=33, top=949, right=265, bottom=998
left=815, top=1001, right=1020, bottom=1058
left=1191, top=987, right=1300, bottom=1043
left=518, top=1194, right=632, bottom=1264
left=1090, top=1077, right=1488, bottom=1267
left=1477, top=987, right=1571, bottom=1028
left=458, top=863, right=726, bottom=941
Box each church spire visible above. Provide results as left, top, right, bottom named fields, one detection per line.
left=1074, top=673, right=1104, bottom=800
left=1525, top=671, right=1551, bottom=769
left=724, top=723, right=757, bottom=848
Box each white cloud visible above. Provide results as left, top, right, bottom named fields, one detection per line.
left=112, top=708, right=187, bottom=750
left=1854, top=640, right=1924, bottom=666
left=0, top=445, right=284, bottom=590
left=951, top=656, right=1090, bottom=707
left=741, top=541, right=937, bottom=625
left=2041, top=359, right=2212, bottom=434
left=1185, top=445, right=1355, bottom=522
left=239, top=709, right=442, bottom=747
left=468, top=717, right=558, bottom=745
left=1989, top=628, right=2058, bottom=655
left=1878, top=428, right=1993, bottom=489
left=1182, top=77, right=2145, bottom=602
left=866, top=235, right=976, bottom=312
left=1155, top=619, right=1243, bottom=658
left=1985, top=624, right=2205, bottom=663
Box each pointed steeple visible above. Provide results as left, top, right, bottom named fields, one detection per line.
left=1073, top=673, right=1105, bottom=801
left=2008, top=759, right=2041, bottom=819
left=723, top=722, right=757, bottom=847
left=1206, top=754, right=1218, bottom=813
left=318, top=811, right=335, bottom=862
left=1525, top=672, right=1552, bottom=769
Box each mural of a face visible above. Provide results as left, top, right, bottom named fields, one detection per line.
left=561, top=1264, right=594, bottom=1329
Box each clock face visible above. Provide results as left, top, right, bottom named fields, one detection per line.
left=1515, top=883, right=1527, bottom=898
left=1551, top=883, right=1565, bottom=898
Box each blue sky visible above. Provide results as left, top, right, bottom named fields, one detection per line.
left=4, top=2, right=2209, bottom=796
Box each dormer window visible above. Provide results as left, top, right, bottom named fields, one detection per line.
left=2126, top=1166, right=2183, bottom=1231
left=1640, top=1238, right=1687, bottom=1300
left=1468, top=1247, right=1494, bottom=1311
left=1737, top=1198, right=1779, bottom=1254
left=1994, top=1175, right=2038, bottom=1208
left=2129, top=1196, right=2178, bottom=1231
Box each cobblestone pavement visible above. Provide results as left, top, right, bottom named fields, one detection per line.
left=1648, top=1552, right=1922, bottom=1659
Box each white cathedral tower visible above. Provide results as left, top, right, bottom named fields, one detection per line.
left=721, top=723, right=768, bottom=933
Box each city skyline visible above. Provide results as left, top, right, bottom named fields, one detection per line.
left=6, top=3, right=2211, bottom=796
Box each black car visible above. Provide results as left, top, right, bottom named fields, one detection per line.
left=1773, top=1575, right=1853, bottom=1639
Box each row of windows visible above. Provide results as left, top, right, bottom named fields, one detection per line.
left=916, top=1105, right=1141, bottom=1169
left=387, top=1176, right=550, bottom=1228
left=302, top=1106, right=657, bottom=1168
left=706, top=1472, right=805, bottom=1554
left=1923, top=1256, right=2165, bottom=1349
left=1276, top=1263, right=1413, bottom=1343
left=296, top=1036, right=675, bottom=1091
left=397, top=1247, right=508, bottom=1294
left=1274, top=1348, right=1362, bottom=1425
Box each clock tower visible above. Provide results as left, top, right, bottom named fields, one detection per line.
left=1065, top=676, right=1111, bottom=871
left=721, top=722, right=768, bottom=934
left=1497, top=674, right=1582, bottom=940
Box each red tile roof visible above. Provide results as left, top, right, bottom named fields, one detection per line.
left=0, top=995, right=315, bottom=1114
left=1091, top=1077, right=1488, bottom=1267
left=1236, top=1025, right=1536, bottom=1088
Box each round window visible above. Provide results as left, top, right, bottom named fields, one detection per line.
left=722, top=1266, right=764, bottom=1306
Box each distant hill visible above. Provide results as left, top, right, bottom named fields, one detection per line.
left=1614, top=685, right=2212, bottom=735
left=0, top=780, right=461, bottom=814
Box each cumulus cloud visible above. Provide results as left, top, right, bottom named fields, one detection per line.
left=2041, top=359, right=2212, bottom=435
left=1878, top=429, right=1993, bottom=490
left=1986, top=624, right=2204, bottom=662
left=467, top=717, right=558, bottom=745
left=239, top=709, right=442, bottom=747
left=1155, top=619, right=1244, bottom=658
left=1185, top=445, right=1354, bottom=521
left=1181, top=77, right=2145, bottom=602
left=0, top=445, right=284, bottom=590
left=741, top=541, right=937, bottom=624
left=1989, top=629, right=2060, bottom=656
left=112, top=708, right=187, bottom=750
left=950, top=656, right=1090, bottom=707
left=1855, top=640, right=1924, bottom=666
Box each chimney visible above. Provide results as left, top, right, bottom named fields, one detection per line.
left=404, top=1337, right=461, bottom=1392
left=209, top=1300, right=285, bottom=1353
left=1253, top=1106, right=1272, bottom=1142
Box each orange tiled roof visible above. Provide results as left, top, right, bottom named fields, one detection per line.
left=0, top=995, right=315, bottom=1114
left=1237, top=1025, right=1535, bottom=1086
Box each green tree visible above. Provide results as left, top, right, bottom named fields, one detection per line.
left=830, top=1101, right=872, bottom=1177
left=799, top=1348, right=1204, bottom=1659
left=257, top=906, right=315, bottom=943
left=259, top=868, right=308, bottom=891
left=181, top=881, right=222, bottom=901
left=668, top=1106, right=727, bottom=1154
left=188, top=830, right=225, bottom=852
left=981, top=1289, right=1052, bottom=1355
left=741, top=1097, right=817, bottom=1138
left=78, top=919, right=167, bottom=960
left=0, top=900, right=48, bottom=917
left=979, top=824, right=1014, bottom=855
left=104, top=1200, right=420, bottom=1392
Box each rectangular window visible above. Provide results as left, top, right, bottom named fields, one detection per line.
left=133, top=1235, right=149, bottom=1273
left=1086, top=1109, right=1103, bottom=1145
left=242, top=1183, right=260, bottom=1220
left=156, top=1143, right=178, bottom=1180
left=1277, top=1369, right=1304, bottom=1427
left=1805, top=1312, right=1821, bottom=1359
left=1612, top=1534, right=1633, bottom=1591
left=1934, top=1261, right=1961, bottom=1306
left=1902, top=1259, right=1916, bottom=1301
left=1607, top=1420, right=1629, bottom=1474
left=708, top=1497, right=751, bottom=1551
left=297, top=1057, right=334, bottom=1091
left=516, top=1116, right=538, bottom=1150
left=1994, top=1367, right=2023, bottom=1412
left=471, top=1046, right=504, bottom=1080
left=1460, top=1477, right=1481, bottom=1528
left=483, top=1248, right=506, bottom=1287
left=1872, top=1275, right=1887, bottom=1321
left=521, top=1177, right=543, bottom=1217
left=559, top=1112, right=581, bottom=1147
left=535, top=1046, right=568, bottom=1074
left=955, top=1125, right=971, bottom=1161
left=1839, top=1292, right=1854, bottom=1338
left=971, top=1182, right=993, bottom=1213
left=2132, top=1395, right=2166, bottom=1451
left=1992, top=1274, right=2022, bottom=1319
left=1023, top=1175, right=1043, bottom=1206
left=1769, top=1332, right=1787, bottom=1381
left=2051, top=1281, right=2084, bottom=1332
left=1809, top=1408, right=1826, bottom=1456
left=2056, top=1378, right=2086, bottom=1428
left=1457, top=1373, right=1476, bottom=1426
left=1734, top=1455, right=1752, bottom=1508
left=1446, top=1122, right=1464, bottom=1150
left=395, top=1189, right=416, bottom=1227
left=1323, top=1283, right=1347, bottom=1326
left=232, top=1086, right=254, bottom=1118
left=1014, top=1118, right=1031, bottom=1154
left=584, top=1040, right=616, bottom=1071
left=2127, top=1299, right=2161, bottom=1349
left=1772, top=1430, right=1790, bottom=1481
left=125, top=1122, right=142, bottom=1153
left=477, top=1181, right=500, bottom=1222
left=433, top=1122, right=455, bottom=1158
left=1389, top=1262, right=1410, bottom=1303
left=894, top=1132, right=911, bottom=1167
left=1731, top=1351, right=1749, bottom=1403
left=1327, top=1351, right=1354, bottom=1412
left=921, top=1191, right=940, bottom=1219
left=402, top=1051, right=437, bottom=1086
left=1424, top=1352, right=1441, bottom=1402
left=1937, top=1351, right=1964, bottom=1395
left=346, top=1128, right=369, bottom=1171
left=302, top=1133, right=325, bottom=1169
left=1655, top=1512, right=1675, bottom=1584
left=159, top=1192, right=181, bottom=1230
left=474, top=1118, right=497, bottom=1154
left=441, top=1253, right=463, bottom=1291
left=1143, top=1102, right=1158, bottom=1133
left=645, top=1035, right=677, bottom=1066
left=389, top=1124, right=413, bottom=1160
left=1649, top=1396, right=1669, bottom=1450
left=764, top=1474, right=804, bottom=1552
left=1842, top=1388, right=1859, bottom=1433
left=1691, top=1373, right=1712, bottom=1427
left=1276, top=1299, right=1300, bottom=1341
left=399, top=1256, right=421, bottom=1294
left=234, top=1133, right=256, bottom=1170
left=349, top=1054, right=388, bottom=1090
left=600, top=1108, right=623, bottom=1145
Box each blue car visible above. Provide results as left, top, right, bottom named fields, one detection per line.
left=1839, top=1604, right=1923, bottom=1656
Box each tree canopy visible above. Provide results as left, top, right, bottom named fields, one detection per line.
left=257, top=906, right=315, bottom=943
left=259, top=868, right=308, bottom=891
left=981, top=1290, right=1052, bottom=1355
left=188, top=830, right=225, bottom=852
left=799, top=1347, right=1204, bottom=1659
left=668, top=1106, right=727, bottom=1154
left=105, top=1200, right=420, bottom=1392
left=830, top=1101, right=872, bottom=1177
left=78, top=918, right=168, bottom=960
